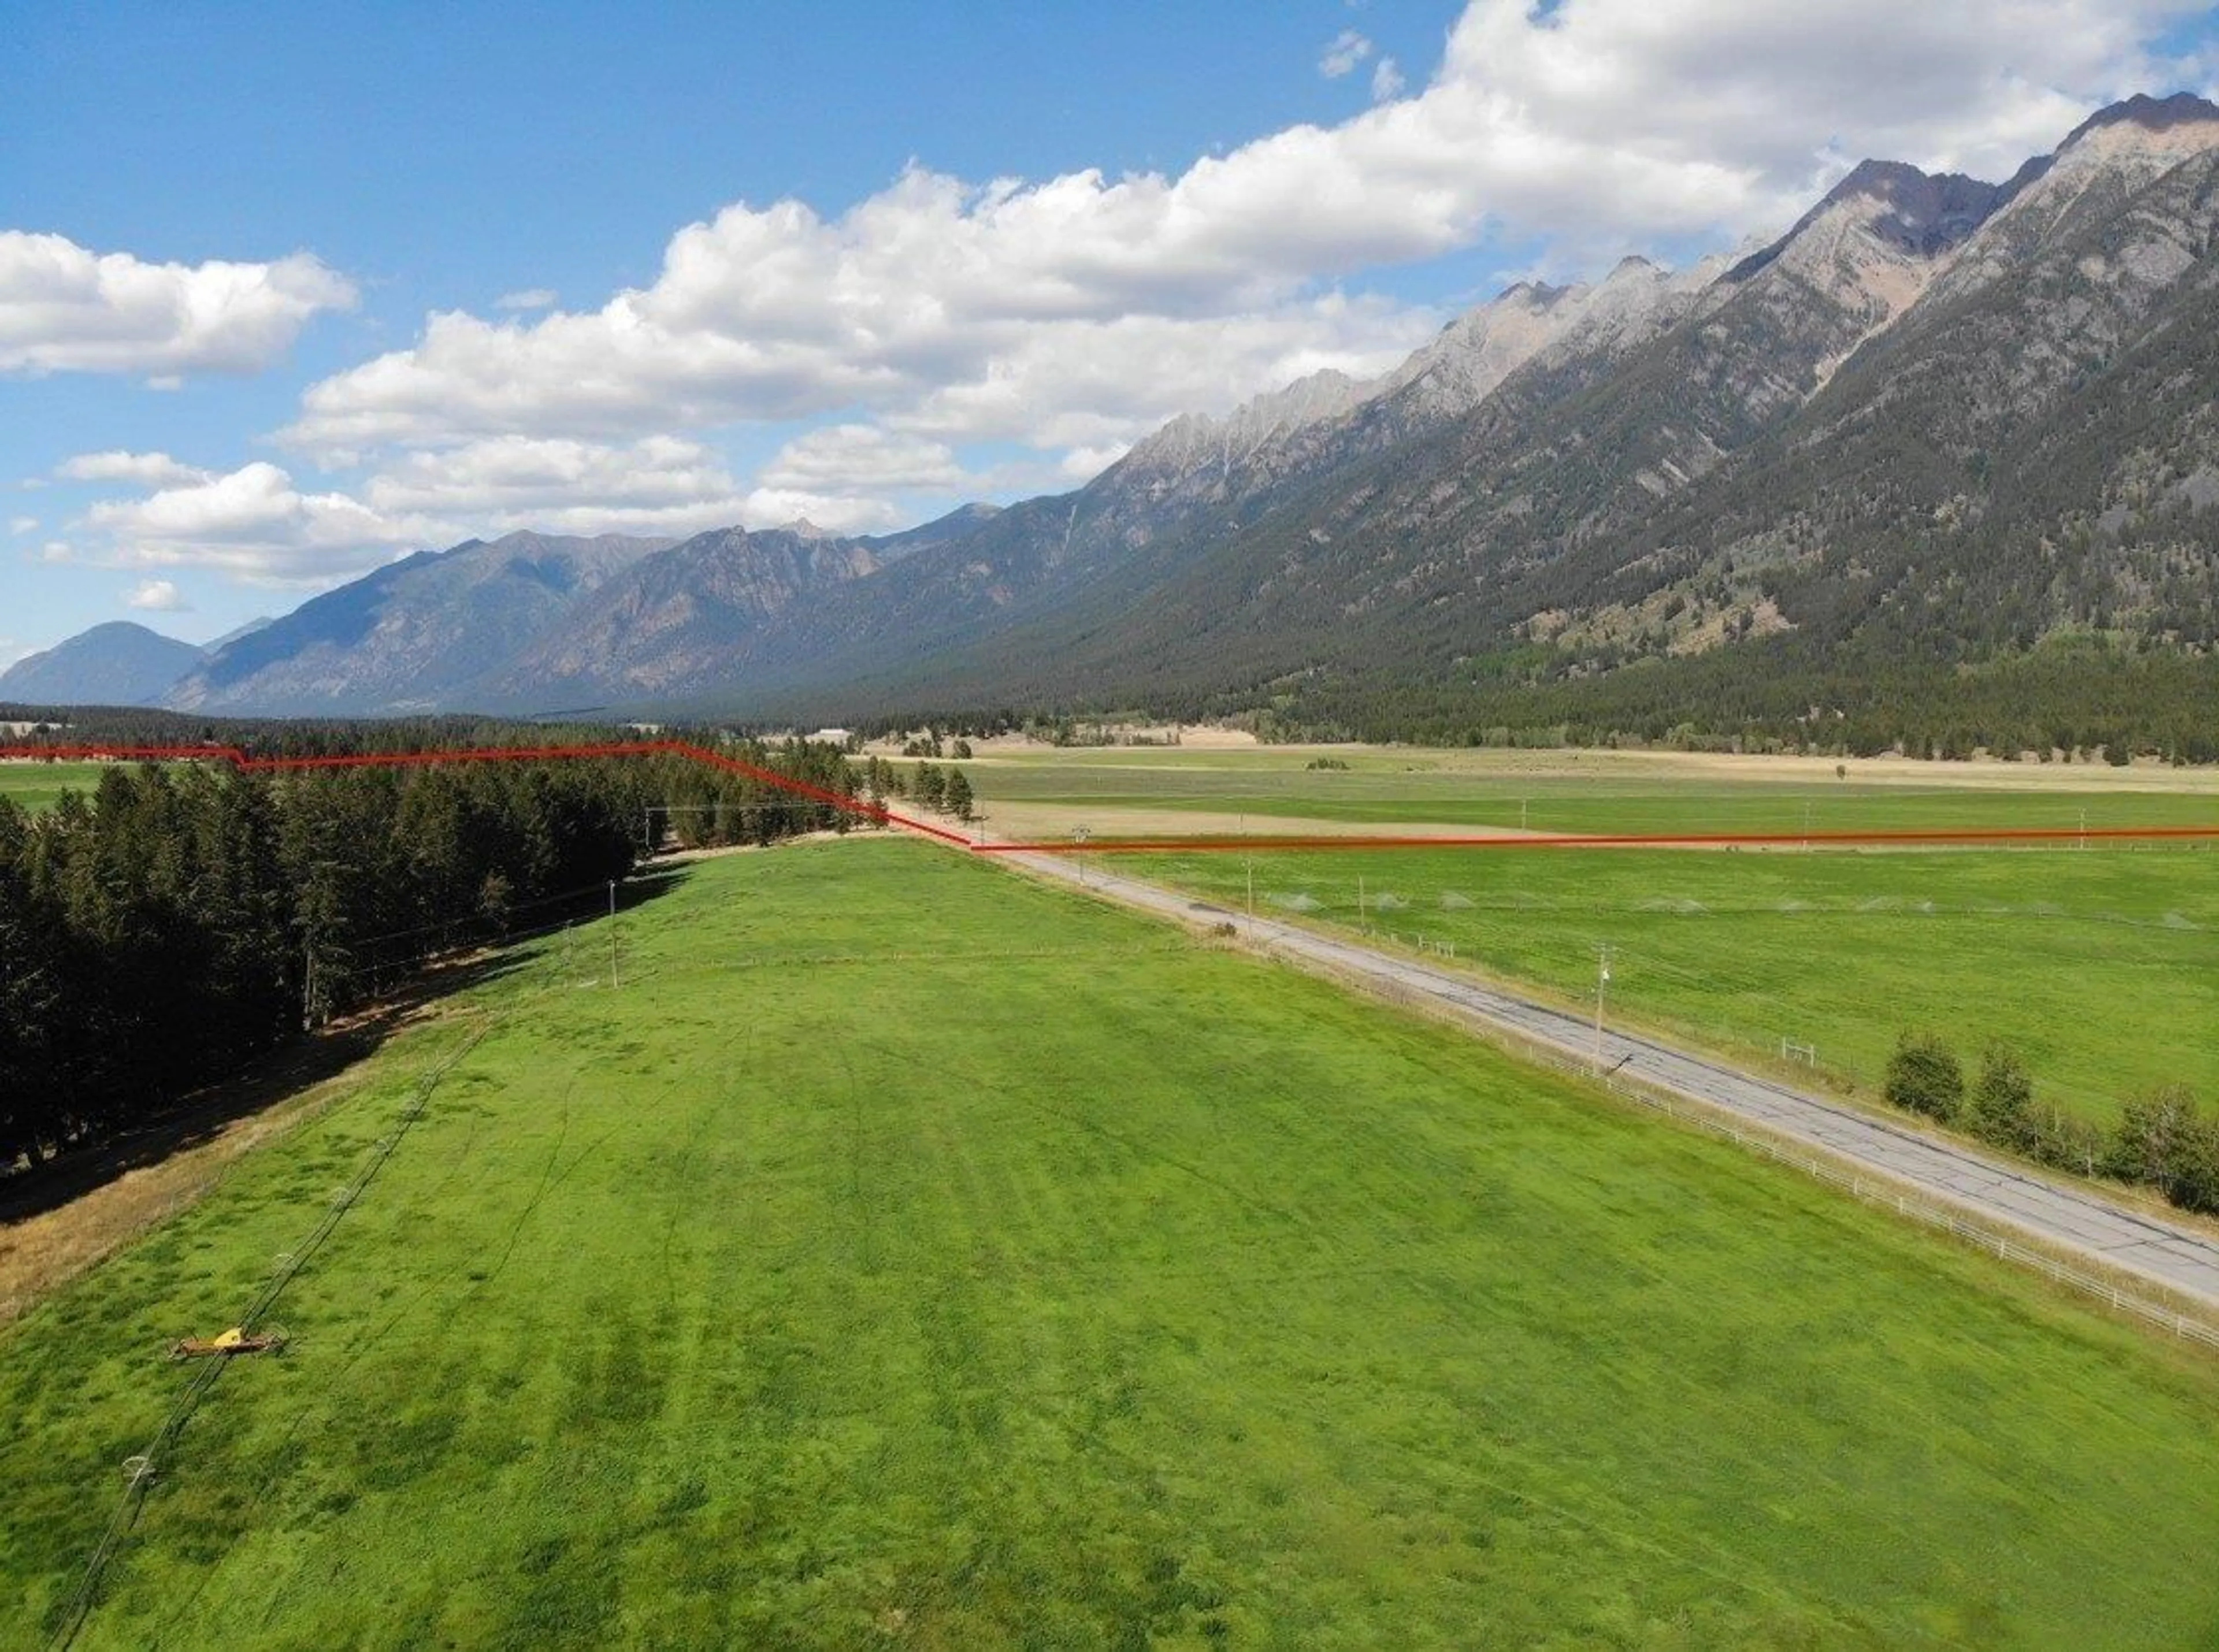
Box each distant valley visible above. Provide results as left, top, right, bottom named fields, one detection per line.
left=10, top=94, right=2218, bottom=756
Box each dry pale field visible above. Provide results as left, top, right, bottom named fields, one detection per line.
left=958, top=740, right=2219, bottom=793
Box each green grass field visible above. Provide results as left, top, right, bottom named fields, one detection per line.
left=8, top=841, right=2219, bottom=1647
left=968, top=745, right=2219, bottom=834
left=959, top=745, right=2219, bottom=1126
left=1116, top=842, right=2218, bottom=1127
left=0, top=761, right=105, bottom=813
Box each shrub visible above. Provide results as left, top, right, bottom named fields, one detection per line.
left=1883, top=1031, right=1964, bottom=1122
left=1968, top=1044, right=2038, bottom=1154
left=2104, top=1086, right=2219, bottom=1212
left=2027, top=1105, right=2105, bottom=1178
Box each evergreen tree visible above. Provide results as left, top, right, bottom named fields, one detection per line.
left=1883, top=1031, right=1963, bottom=1122
left=943, top=769, right=975, bottom=822
left=1968, top=1044, right=2038, bottom=1154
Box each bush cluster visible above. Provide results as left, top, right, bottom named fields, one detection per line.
left=1884, top=1031, right=2219, bottom=1215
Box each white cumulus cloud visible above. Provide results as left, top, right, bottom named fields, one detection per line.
left=282, top=0, right=2203, bottom=487
left=364, top=435, right=752, bottom=537
left=0, top=233, right=355, bottom=378
left=1320, top=29, right=1375, bottom=79
left=1372, top=57, right=1407, bottom=101
left=87, top=462, right=431, bottom=584
left=8, top=515, right=35, bottom=534
left=495, top=288, right=558, bottom=311
left=58, top=450, right=214, bottom=488
left=759, top=425, right=973, bottom=495
left=124, top=578, right=189, bottom=611
left=732, top=489, right=906, bottom=536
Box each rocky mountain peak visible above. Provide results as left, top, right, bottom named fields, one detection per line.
left=1122, top=366, right=1379, bottom=474
left=2039, top=91, right=2219, bottom=182
left=1375, top=280, right=1593, bottom=415
left=2062, top=91, right=2219, bottom=150
left=1923, top=90, right=2219, bottom=311
left=1731, top=160, right=2003, bottom=283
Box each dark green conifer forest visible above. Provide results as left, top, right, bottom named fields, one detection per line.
left=0, top=725, right=856, bottom=1166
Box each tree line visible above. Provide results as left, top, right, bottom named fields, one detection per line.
left=0, top=736, right=858, bottom=1169
left=849, top=755, right=978, bottom=822
left=1886, top=1032, right=2219, bottom=1216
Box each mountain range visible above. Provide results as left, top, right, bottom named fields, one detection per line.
left=10, top=93, right=2218, bottom=748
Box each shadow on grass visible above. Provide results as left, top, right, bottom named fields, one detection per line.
left=0, top=864, right=693, bottom=1228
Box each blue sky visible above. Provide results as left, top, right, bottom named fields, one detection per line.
left=5, top=0, right=2214, bottom=660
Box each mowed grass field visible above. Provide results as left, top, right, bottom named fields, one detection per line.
left=960, top=745, right=2219, bottom=1126
left=966, top=744, right=2219, bottom=834
left=1116, top=842, right=2218, bottom=1127
left=0, top=760, right=106, bottom=812
left=7, top=842, right=2219, bottom=1647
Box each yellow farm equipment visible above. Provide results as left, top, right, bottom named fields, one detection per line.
left=168, top=1326, right=286, bottom=1361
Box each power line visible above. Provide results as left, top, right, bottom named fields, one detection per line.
left=45, top=1018, right=498, bottom=1650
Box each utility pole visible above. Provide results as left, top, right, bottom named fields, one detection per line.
left=1520, top=797, right=1528, bottom=831
left=2079, top=807, right=2088, bottom=852
left=1591, top=945, right=1612, bottom=1072
left=1802, top=797, right=1812, bottom=851
left=608, top=881, right=619, bottom=988
left=1242, top=812, right=1253, bottom=925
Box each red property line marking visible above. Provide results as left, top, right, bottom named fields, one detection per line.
left=976, top=825, right=2219, bottom=852
left=0, top=740, right=977, bottom=848
left=8, top=744, right=2213, bottom=852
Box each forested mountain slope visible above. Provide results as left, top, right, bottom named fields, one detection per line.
left=168, top=532, right=672, bottom=715
left=13, top=95, right=2209, bottom=750
left=804, top=95, right=2219, bottom=752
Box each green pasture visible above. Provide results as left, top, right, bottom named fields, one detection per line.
left=0, top=761, right=105, bottom=814
left=8, top=841, right=2219, bottom=1647
left=969, top=748, right=2219, bottom=834
left=1117, top=842, right=2219, bottom=1127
